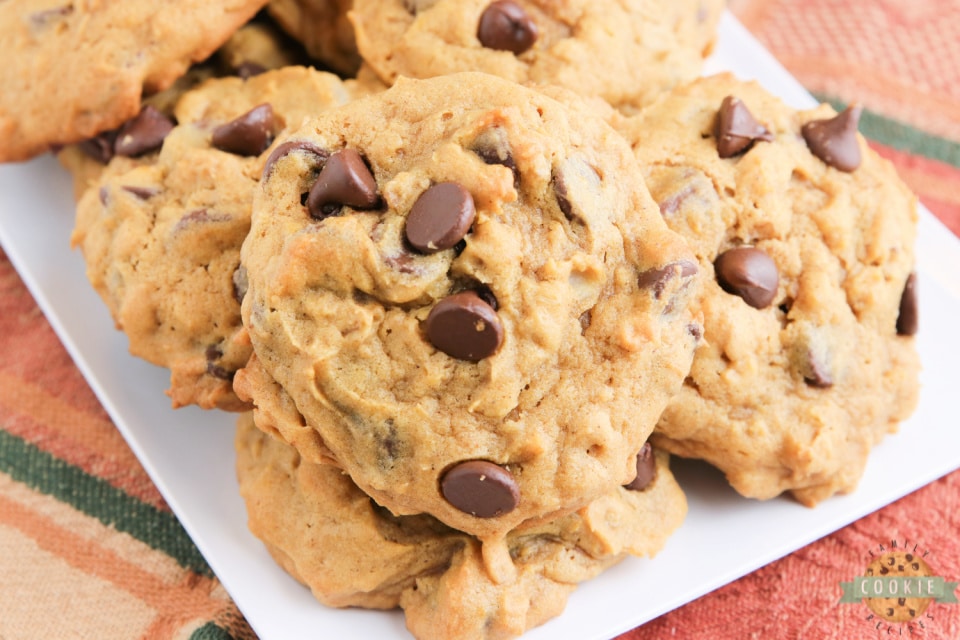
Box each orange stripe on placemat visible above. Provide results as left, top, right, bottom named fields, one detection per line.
left=772, top=57, right=960, bottom=138
left=869, top=143, right=960, bottom=237
left=0, top=369, right=167, bottom=509
left=0, top=490, right=230, bottom=635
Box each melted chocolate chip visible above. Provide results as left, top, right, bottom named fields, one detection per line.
left=896, top=272, right=918, bottom=336
left=715, top=95, right=774, bottom=158
left=714, top=247, right=779, bottom=309
left=405, top=182, right=476, bottom=253
left=477, top=0, right=538, bottom=55
left=637, top=260, right=699, bottom=299
left=79, top=130, right=119, bottom=163
left=232, top=265, right=248, bottom=304
left=261, top=140, right=329, bottom=180
left=801, top=104, right=863, bottom=172
left=212, top=104, right=275, bottom=157
left=113, top=106, right=175, bottom=158
left=441, top=460, right=519, bottom=517
left=624, top=443, right=656, bottom=491
left=425, top=291, right=503, bottom=361
left=306, top=148, right=380, bottom=219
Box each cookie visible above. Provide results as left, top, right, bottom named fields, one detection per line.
left=863, top=551, right=934, bottom=623
left=267, top=0, right=361, bottom=75
left=56, top=16, right=316, bottom=201
left=238, top=71, right=700, bottom=540
left=618, top=73, right=920, bottom=505
left=0, top=0, right=273, bottom=163
left=348, top=0, right=723, bottom=112
left=70, top=67, right=364, bottom=411
left=235, top=411, right=686, bottom=639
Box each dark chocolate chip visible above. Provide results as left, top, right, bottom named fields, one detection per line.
left=714, top=247, right=779, bottom=309
left=715, top=95, right=774, bottom=158
left=425, top=291, right=503, bottom=361
left=803, top=350, right=834, bottom=388
left=261, top=140, right=329, bottom=180
left=896, top=272, right=918, bottom=336
left=79, top=130, right=119, bottom=164
left=477, top=0, right=538, bottom=55
left=688, top=323, right=704, bottom=341
left=306, top=148, right=380, bottom=219
left=579, top=310, right=592, bottom=333
left=232, top=265, right=248, bottom=304
left=552, top=160, right=601, bottom=222
left=204, top=346, right=234, bottom=380
left=405, top=182, right=476, bottom=253
left=624, top=443, right=657, bottom=491
left=470, top=127, right=519, bottom=186
left=440, top=460, right=519, bottom=518
left=637, top=260, right=699, bottom=299
left=113, top=106, right=175, bottom=158
left=212, top=104, right=275, bottom=157
left=801, top=104, right=863, bottom=172
left=121, top=185, right=160, bottom=199
left=233, top=62, right=267, bottom=79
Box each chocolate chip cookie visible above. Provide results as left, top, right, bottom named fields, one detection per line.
left=0, top=0, right=273, bottom=163
left=235, top=411, right=686, bottom=639
left=71, top=67, right=363, bottom=410
left=238, top=71, right=701, bottom=540
left=267, top=0, right=361, bottom=75
left=349, top=0, right=723, bottom=112
left=619, top=73, right=920, bottom=505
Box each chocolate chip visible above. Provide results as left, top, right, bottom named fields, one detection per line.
left=801, top=104, right=863, bottom=172
left=473, top=285, right=499, bottom=310
left=440, top=460, right=519, bottom=518
left=405, top=182, right=476, bottom=253
left=233, top=62, right=267, bottom=79
left=204, top=346, right=234, bottom=380
left=113, top=106, right=175, bottom=158
left=477, top=0, right=538, bottom=55
left=232, top=265, right=248, bottom=304
left=624, top=443, right=656, bottom=491
left=261, top=140, right=329, bottom=180
left=552, top=158, right=601, bottom=222
left=79, top=130, right=118, bottom=164
left=715, top=95, right=774, bottom=158
left=637, top=260, right=699, bottom=299
left=803, top=350, right=834, bottom=388
left=425, top=291, right=503, bottom=361
left=896, top=272, right=918, bottom=336
left=306, top=148, right=380, bottom=219
left=121, top=185, right=159, bottom=199
left=470, top=127, right=519, bottom=186
left=30, top=5, right=74, bottom=27
left=212, top=104, right=275, bottom=157
left=714, top=247, right=779, bottom=309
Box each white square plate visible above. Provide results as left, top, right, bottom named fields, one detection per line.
left=1, top=13, right=959, bottom=640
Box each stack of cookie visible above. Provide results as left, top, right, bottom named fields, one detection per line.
left=0, top=1, right=920, bottom=638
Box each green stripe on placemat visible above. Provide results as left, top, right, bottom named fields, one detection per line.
left=0, top=428, right=212, bottom=577
left=814, top=93, right=960, bottom=169
left=190, top=622, right=237, bottom=640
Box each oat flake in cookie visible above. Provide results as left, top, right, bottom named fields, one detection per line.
left=0, top=0, right=270, bottom=163
left=620, top=73, right=920, bottom=506
left=239, top=72, right=700, bottom=542
left=71, top=67, right=363, bottom=411
left=348, top=0, right=724, bottom=112
left=234, top=412, right=686, bottom=640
